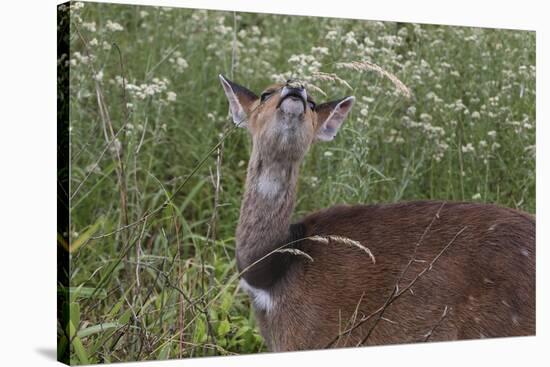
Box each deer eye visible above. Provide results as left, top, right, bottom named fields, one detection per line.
left=260, top=91, right=273, bottom=103
left=308, top=100, right=316, bottom=110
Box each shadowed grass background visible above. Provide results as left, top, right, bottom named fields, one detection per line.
left=60, top=1, right=535, bottom=364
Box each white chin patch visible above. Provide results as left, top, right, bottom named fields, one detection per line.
left=280, top=98, right=304, bottom=116
left=240, top=278, right=274, bottom=312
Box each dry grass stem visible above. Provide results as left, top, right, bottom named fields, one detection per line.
left=311, top=72, right=353, bottom=90
left=275, top=248, right=314, bottom=262
left=336, top=60, right=412, bottom=98
left=308, top=235, right=375, bottom=264
left=302, top=82, right=327, bottom=97
left=308, top=235, right=330, bottom=244
left=327, top=235, right=376, bottom=264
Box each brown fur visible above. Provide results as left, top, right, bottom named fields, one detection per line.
left=261, top=202, right=535, bottom=350
left=219, top=76, right=536, bottom=352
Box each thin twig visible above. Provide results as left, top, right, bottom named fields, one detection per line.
left=423, top=305, right=450, bottom=342
left=134, top=217, right=147, bottom=289
left=174, top=214, right=185, bottom=358
left=395, top=202, right=447, bottom=292
left=342, top=291, right=366, bottom=347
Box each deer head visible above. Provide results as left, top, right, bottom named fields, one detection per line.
left=219, top=75, right=355, bottom=163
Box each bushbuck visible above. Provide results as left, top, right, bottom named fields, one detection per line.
left=219, top=75, right=535, bottom=352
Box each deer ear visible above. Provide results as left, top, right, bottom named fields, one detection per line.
left=316, top=96, right=355, bottom=141
left=219, top=74, right=258, bottom=128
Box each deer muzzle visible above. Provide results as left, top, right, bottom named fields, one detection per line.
left=278, top=86, right=307, bottom=112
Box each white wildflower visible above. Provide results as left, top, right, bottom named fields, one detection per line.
left=82, top=21, right=96, bottom=32
left=310, top=176, right=319, bottom=187
left=311, top=46, right=329, bottom=56
left=343, top=31, right=358, bottom=46
left=109, top=138, right=122, bottom=155
left=420, top=113, right=432, bottom=122
left=214, top=23, right=232, bottom=35
left=85, top=162, right=101, bottom=174
left=73, top=51, right=89, bottom=64
left=251, top=26, right=261, bottom=36
left=166, top=91, right=177, bottom=102
left=461, top=143, right=475, bottom=153
left=325, top=30, right=338, bottom=41
left=176, top=57, right=188, bottom=71
left=94, top=70, right=104, bottom=82
left=106, top=20, right=124, bottom=32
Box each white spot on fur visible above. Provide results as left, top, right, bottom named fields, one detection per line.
left=257, top=173, right=281, bottom=199
left=521, top=248, right=530, bottom=257
left=240, top=278, right=274, bottom=312
left=489, top=223, right=498, bottom=231
left=512, top=314, right=519, bottom=326
left=501, top=299, right=511, bottom=308
left=483, top=277, right=495, bottom=284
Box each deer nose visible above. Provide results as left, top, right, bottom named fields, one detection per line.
left=280, top=86, right=307, bottom=105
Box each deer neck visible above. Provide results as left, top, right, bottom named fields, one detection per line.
left=235, top=146, right=302, bottom=287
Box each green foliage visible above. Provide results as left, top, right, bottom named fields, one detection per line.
left=60, top=2, right=535, bottom=363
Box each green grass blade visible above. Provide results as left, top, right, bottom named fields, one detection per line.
left=69, top=320, right=90, bottom=365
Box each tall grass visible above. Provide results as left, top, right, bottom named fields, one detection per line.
left=60, top=2, right=535, bottom=364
